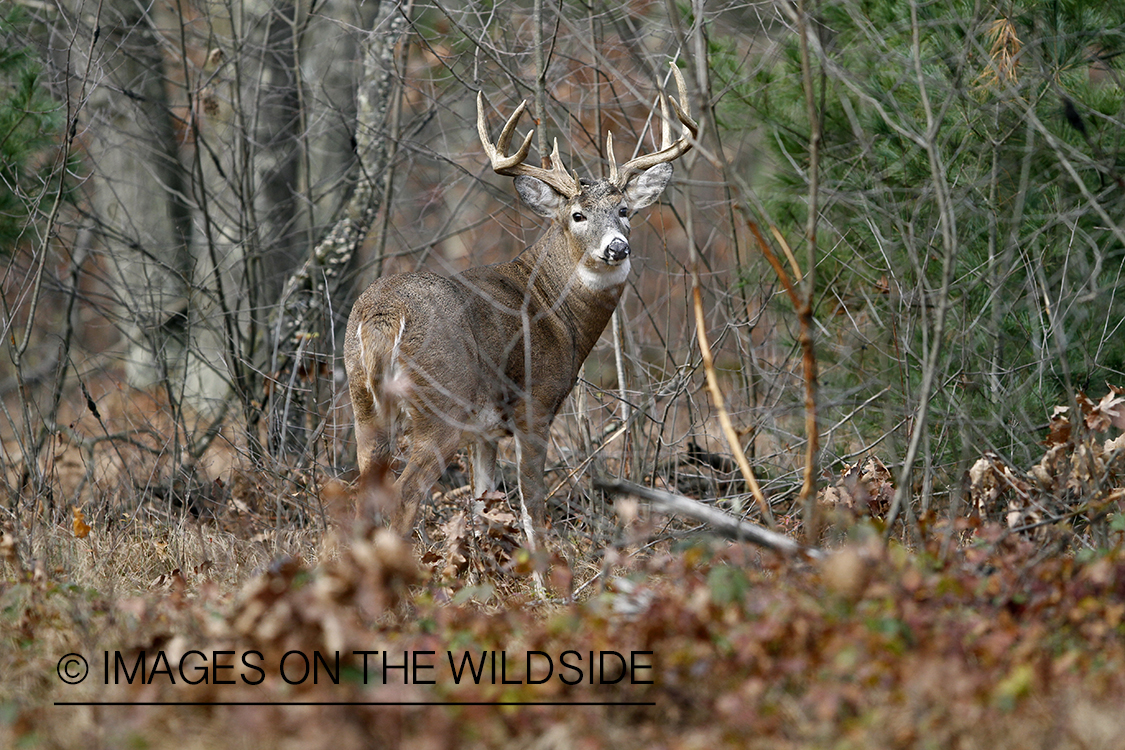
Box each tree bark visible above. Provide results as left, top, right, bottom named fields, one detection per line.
left=266, top=0, right=408, bottom=457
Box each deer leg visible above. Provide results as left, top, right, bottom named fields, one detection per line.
left=349, top=372, right=397, bottom=478
left=468, top=443, right=499, bottom=519
left=514, top=432, right=550, bottom=541
left=393, top=423, right=462, bottom=536
left=469, top=437, right=498, bottom=507
left=469, top=439, right=499, bottom=519
left=514, top=431, right=553, bottom=600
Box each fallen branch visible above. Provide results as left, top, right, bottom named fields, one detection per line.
left=596, top=478, right=823, bottom=559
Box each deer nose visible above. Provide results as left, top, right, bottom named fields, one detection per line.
left=604, top=238, right=630, bottom=263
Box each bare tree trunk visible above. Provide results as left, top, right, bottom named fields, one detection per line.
left=77, top=0, right=194, bottom=393
left=266, top=0, right=408, bottom=459
left=59, top=0, right=393, bottom=453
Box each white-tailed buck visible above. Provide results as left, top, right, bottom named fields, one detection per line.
left=345, top=65, right=697, bottom=537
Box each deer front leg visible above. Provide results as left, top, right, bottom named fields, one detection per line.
left=514, top=432, right=550, bottom=544
left=469, top=439, right=498, bottom=499
left=467, top=438, right=499, bottom=518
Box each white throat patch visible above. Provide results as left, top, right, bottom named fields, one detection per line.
left=576, top=257, right=631, bottom=291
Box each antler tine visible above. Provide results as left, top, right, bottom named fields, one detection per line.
left=477, top=91, right=534, bottom=172
left=611, top=62, right=699, bottom=188
left=606, top=131, right=619, bottom=185
left=476, top=91, right=581, bottom=198
left=659, top=87, right=673, bottom=150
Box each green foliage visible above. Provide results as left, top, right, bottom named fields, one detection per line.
left=707, top=564, right=750, bottom=605
left=0, top=8, right=67, bottom=254
left=719, top=0, right=1125, bottom=471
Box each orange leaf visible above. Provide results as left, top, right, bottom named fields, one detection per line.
left=72, top=506, right=91, bottom=539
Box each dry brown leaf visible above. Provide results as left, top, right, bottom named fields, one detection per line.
left=970, top=453, right=1035, bottom=528
left=824, top=456, right=895, bottom=518
left=1046, top=406, right=1072, bottom=447
left=821, top=546, right=871, bottom=602
left=71, top=506, right=91, bottom=538
left=1086, top=391, right=1125, bottom=432
left=440, top=511, right=470, bottom=577
left=1030, top=444, right=1068, bottom=491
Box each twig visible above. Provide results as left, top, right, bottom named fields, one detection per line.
left=744, top=219, right=823, bottom=518
left=794, top=0, right=822, bottom=541
left=371, top=0, right=413, bottom=279
left=883, top=1, right=961, bottom=537
left=691, top=284, right=775, bottom=527
left=596, top=477, right=821, bottom=558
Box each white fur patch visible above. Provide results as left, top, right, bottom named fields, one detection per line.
left=383, top=316, right=411, bottom=398
left=357, top=321, right=378, bottom=405
left=576, top=257, right=631, bottom=291
left=389, top=317, right=406, bottom=366
left=470, top=442, right=496, bottom=499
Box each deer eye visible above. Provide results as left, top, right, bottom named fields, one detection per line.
left=618, top=206, right=629, bottom=217
left=572, top=212, right=586, bottom=222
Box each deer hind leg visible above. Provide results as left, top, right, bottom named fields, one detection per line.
left=393, top=420, right=464, bottom=536
left=348, top=372, right=393, bottom=478
left=347, top=369, right=404, bottom=528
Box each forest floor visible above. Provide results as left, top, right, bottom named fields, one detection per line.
left=3, top=390, right=1125, bottom=749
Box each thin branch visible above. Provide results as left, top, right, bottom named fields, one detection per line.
left=692, top=284, right=775, bottom=527
left=596, top=477, right=821, bottom=558
left=794, top=0, right=822, bottom=541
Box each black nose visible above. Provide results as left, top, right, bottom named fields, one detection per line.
left=605, top=238, right=630, bottom=263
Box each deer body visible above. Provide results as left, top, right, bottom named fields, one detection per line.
left=345, top=69, right=696, bottom=535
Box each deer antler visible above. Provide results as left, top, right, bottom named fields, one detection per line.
left=607, top=63, right=698, bottom=188
left=476, top=92, right=582, bottom=199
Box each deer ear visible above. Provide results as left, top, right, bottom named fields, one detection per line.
left=515, top=175, right=566, bottom=218
left=623, top=163, right=672, bottom=210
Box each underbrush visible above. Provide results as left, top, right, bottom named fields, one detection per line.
left=0, top=386, right=1123, bottom=748
left=4, top=481, right=1125, bottom=748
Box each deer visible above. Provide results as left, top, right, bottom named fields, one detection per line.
left=344, top=65, right=697, bottom=541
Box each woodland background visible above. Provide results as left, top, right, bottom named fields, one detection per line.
left=3, top=0, right=1125, bottom=747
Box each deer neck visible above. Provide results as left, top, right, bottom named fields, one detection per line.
left=515, top=222, right=626, bottom=358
